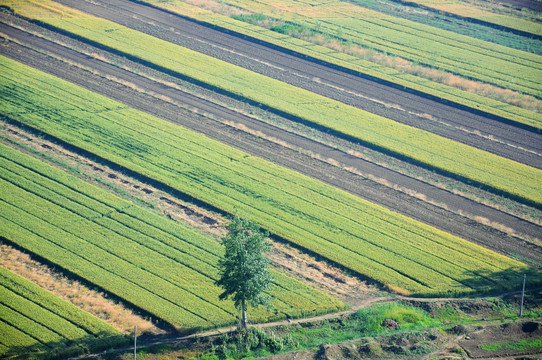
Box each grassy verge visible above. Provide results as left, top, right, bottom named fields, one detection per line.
left=1, top=55, right=538, bottom=296
left=97, top=293, right=542, bottom=360
left=480, top=338, right=542, bottom=352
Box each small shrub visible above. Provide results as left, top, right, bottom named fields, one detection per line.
left=265, top=332, right=284, bottom=353
left=214, top=343, right=228, bottom=360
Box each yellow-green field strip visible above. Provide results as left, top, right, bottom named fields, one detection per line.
left=0, top=143, right=343, bottom=333
left=1, top=2, right=540, bottom=206
left=0, top=266, right=124, bottom=358
left=138, top=0, right=541, bottom=130
left=211, top=0, right=542, bottom=98
left=392, top=0, right=542, bottom=36
left=1, top=56, right=538, bottom=297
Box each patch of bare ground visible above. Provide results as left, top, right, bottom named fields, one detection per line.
left=459, top=321, right=542, bottom=359
left=0, top=242, right=161, bottom=335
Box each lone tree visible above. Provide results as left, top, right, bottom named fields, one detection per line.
left=215, top=215, right=272, bottom=329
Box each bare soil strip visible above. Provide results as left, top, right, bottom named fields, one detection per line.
left=0, top=18, right=541, bottom=270
left=55, top=0, right=542, bottom=169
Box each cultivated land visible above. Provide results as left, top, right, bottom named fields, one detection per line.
left=0, top=0, right=540, bottom=358
left=0, top=142, right=344, bottom=331
left=1, top=15, right=541, bottom=266
left=4, top=55, right=534, bottom=297
left=47, top=0, right=542, bottom=167
left=388, top=0, right=542, bottom=36
left=0, top=266, right=125, bottom=358
left=136, top=0, right=542, bottom=122
left=210, top=0, right=542, bottom=98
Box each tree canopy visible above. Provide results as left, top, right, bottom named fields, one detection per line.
left=215, top=215, right=273, bottom=328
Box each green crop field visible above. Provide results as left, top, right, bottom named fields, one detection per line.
left=0, top=266, right=125, bottom=358
left=0, top=0, right=541, bottom=356
left=138, top=0, right=542, bottom=128
left=201, top=0, right=542, bottom=98
left=2, top=2, right=541, bottom=205
left=0, top=143, right=344, bottom=334
left=392, top=0, right=542, bottom=37
left=12, top=0, right=542, bottom=130
left=1, top=56, right=538, bottom=297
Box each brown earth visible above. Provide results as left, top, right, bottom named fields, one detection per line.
left=460, top=321, right=542, bottom=359
left=0, top=14, right=540, bottom=270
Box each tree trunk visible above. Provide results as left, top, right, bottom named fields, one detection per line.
left=241, top=300, right=247, bottom=329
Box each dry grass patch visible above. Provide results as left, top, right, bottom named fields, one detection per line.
left=302, top=32, right=542, bottom=113
left=0, top=242, right=161, bottom=335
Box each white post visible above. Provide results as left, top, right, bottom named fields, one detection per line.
left=134, top=325, right=137, bottom=360
left=520, top=274, right=526, bottom=317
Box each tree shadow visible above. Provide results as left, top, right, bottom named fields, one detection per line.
left=458, top=266, right=542, bottom=297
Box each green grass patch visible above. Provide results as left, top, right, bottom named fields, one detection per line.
left=480, top=338, right=542, bottom=351
left=201, top=302, right=439, bottom=359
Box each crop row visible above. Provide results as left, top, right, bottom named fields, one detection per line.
left=4, top=7, right=542, bottom=205
left=0, top=143, right=344, bottom=331
left=1, top=6, right=541, bottom=205
left=216, top=0, right=542, bottom=97
left=1, top=56, right=537, bottom=296
left=392, top=0, right=542, bottom=36
left=0, top=266, right=124, bottom=358
left=5, top=0, right=541, bottom=129
left=136, top=0, right=541, bottom=129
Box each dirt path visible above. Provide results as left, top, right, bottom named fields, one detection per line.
left=1, top=16, right=541, bottom=266
left=67, top=290, right=537, bottom=360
